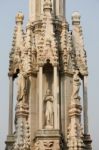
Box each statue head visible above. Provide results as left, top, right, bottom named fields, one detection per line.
left=73, top=69, right=79, bottom=75
left=75, top=69, right=79, bottom=75
left=46, top=89, right=51, bottom=95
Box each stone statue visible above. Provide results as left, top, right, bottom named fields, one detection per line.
left=17, top=72, right=27, bottom=104
left=72, top=70, right=81, bottom=99
left=44, top=89, right=54, bottom=129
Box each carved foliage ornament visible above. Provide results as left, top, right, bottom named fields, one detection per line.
left=34, top=140, right=60, bottom=150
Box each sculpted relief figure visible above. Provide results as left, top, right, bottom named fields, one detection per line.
left=44, top=89, right=54, bottom=129
left=72, top=70, right=81, bottom=99
left=17, top=72, right=27, bottom=104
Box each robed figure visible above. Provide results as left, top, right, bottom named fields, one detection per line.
left=17, top=72, right=27, bottom=104
left=72, top=70, right=81, bottom=99
left=44, top=89, right=54, bottom=129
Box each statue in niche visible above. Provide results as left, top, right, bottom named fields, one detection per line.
left=17, top=72, right=27, bottom=104
left=44, top=89, right=54, bottom=129
left=72, top=69, right=81, bottom=99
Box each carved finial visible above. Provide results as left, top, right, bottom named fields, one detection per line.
left=72, top=11, right=80, bottom=25
left=16, top=12, right=24, bottom=24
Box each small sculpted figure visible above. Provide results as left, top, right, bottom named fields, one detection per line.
left=44, top=89, right=54, bottom=129
left=72, top=70, right=81, bottom=99
left=17, top=72, right=27, bottom=104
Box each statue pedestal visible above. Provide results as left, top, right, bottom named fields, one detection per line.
left=5, top=134, right=15, bottom=150
left=33, top=130, right=62, bottom=150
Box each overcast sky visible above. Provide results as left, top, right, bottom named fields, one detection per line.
left=0, top=0, right=99, bottom=149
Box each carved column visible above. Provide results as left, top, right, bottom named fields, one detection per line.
left=83, top=76, right=89, bottom=135
left=5, top=76, right=15, bottom=150
left=54, top=66, right=58, bottom=129
left=39, top=66, right=43, bottom=129
left=55, top=0, right=66, bottom=18
left=29, top=75, right=33, bottom=144
left=56, top=0, right=59, bottom=17
left=36, top=0, right=41, bottom=19
left=14, top=103, right=29, bottom=149
left=83, top=76, right=92, bottom=149
left=8, top=76, right=13, bottom=135
left=63, top=0, right=66, bottom=17
left=29, top=0, right=36, bottom=21
left=59, top=0, right=63, bottom=17
left=67, top=71, right=85, bottom=149
left=41, top=0, right=43, bottom=16
left=53, top=0, right=56, bottom=16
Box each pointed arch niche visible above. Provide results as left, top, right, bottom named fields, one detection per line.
left=8, top=68, right=19, bottom=136
left=43, top=60, right=54, bottom=97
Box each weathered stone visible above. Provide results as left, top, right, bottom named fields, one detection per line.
left=5, top=0, right=92, bottom=150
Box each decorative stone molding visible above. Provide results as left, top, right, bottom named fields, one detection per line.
left=33, top=130, right=61, bottom=150
left=14, top=103, right=30, bottom=150
left=34, top=140, right=60, bottom=150
left=67, top=70, right=85, bottom=149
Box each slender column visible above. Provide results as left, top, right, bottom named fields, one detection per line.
left=8, top=76, right=13, bottom=135
left=39, top=67, right=43, bottom=129
left=50, top=0, right=56, bottom=16
left=29, top=0, right=36, bottom=21
left=41, top=0, right=43, bottom=16
left=63, top=0, right=66, bottom=17
left=29, top=75, right=32, bottom=142
left=83, top=76, right=89, bottom=134
left=53, top=0, right=56, bottom=16
left=56, top=0, right=59, bottom=17
left=60, top=0, right=66, bottom=17
left=55, top=0, right=65, bottom=18
left=59, top=0, right=63, bottom=17
left=54, top=66, right=58, bottom=129
left=36, top=0, right=41, bottom=19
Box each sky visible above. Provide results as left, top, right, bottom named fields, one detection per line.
left=0, top=0, right=99, bottom=149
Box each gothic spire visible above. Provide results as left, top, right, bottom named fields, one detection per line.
left=72, top=12, right=88, bottom=75
left=15, top=12, right=24, bottom=49
left=9, top=12, right=25, bottom=75
left=6, top=1, right=92, bottom=150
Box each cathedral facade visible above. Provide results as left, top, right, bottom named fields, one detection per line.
left=5, top=0, right=92, bottom=149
